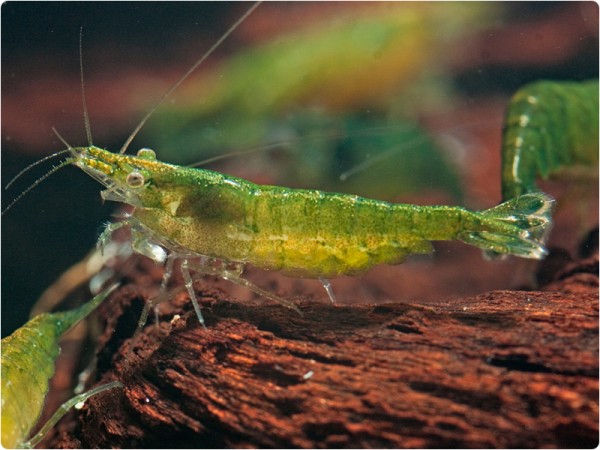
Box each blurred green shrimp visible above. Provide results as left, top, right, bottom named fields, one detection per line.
left=501, top=79, right=599, bottom=202
left=1, top=286, right=121, bottom=449
left=69, top=144, right=553, bottom=328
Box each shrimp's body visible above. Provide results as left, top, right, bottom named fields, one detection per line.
left=75, top=145, right=553, bottom=325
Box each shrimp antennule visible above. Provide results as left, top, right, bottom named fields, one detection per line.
left=1, top=158, right=75, bottom=216
left=4, top=149, right=71, bottom=190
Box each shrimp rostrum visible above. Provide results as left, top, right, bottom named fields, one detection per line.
left=71, top=144, right=553, bottom=327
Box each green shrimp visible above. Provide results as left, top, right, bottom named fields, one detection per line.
left=501, top=79, right=599, bottom=202
left=70, top=144, right=553, bottom=327
left=1, top=286, right=121, bottom=449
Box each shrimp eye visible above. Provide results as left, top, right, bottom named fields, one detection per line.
left=126, top=171, right=145, bottom=188
left=137, top=148, right=156, bottom=160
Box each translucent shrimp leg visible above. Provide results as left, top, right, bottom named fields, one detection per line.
left=135, top=253, right=305, bottom=334
left=319, top=278, right=336, bottom=304
left=181, top=259, right=208, bottom=330
left=20, top=381, right=123, bottom=449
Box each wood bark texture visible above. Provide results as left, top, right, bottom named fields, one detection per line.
left=45, top=255, right=598, bottom=448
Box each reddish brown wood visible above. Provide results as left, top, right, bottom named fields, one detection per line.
left=43, top=255, right=598, bottom=449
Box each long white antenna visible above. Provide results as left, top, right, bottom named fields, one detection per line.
left=1, top=129, right=75, bottom=215
left=80, top=27, right=93, bottom=145
left=119, top=1, right=262, bottom=154
left=2, top=159, right=74, bottom=216
left=4, top=149, right=70, bottom=190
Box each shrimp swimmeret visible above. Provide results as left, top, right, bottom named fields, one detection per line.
left=71, top=144, right=554, bottom=327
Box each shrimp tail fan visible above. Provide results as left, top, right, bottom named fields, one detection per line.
left=459, top=192, right=555, bottom=260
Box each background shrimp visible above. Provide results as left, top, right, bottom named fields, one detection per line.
left=501, top=79, right=599, bottom=201
left=499, top=78, right=599, bottom=259
left=1, top=286, right=121, bottom=448
left=3, top=2, right=599, bottom=336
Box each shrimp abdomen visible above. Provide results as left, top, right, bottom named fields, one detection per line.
left=250, top=189, right=554, bottom=275
left=248, top=189, right=434, bottom=277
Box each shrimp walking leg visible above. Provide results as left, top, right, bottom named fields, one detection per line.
left=154, top=254, right=177, bottom=324
left=181, top=259, right=207, bottom=330
left=134, top=255, right=304, bottom=333
left=21, top=381, right=123, bottom=449
left=319, top=278, right=336, bottom=304
left=160, top=254, right=176, bottom=292
left=222, top=263, right=302, bottom=314
left=184, top=260, right=302, bottom=314
left=97, top=220, right=130, bottom=255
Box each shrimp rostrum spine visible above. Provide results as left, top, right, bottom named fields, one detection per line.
left=73, top=144, right=554, bottom=322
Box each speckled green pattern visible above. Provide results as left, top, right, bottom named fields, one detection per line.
left=501, top=79, right=599, bottom=201
left=133, top=164, right=553, bottom=277
left=75, top=146, right=554, bottom=280
left=1, top=289, right=110, bottom=448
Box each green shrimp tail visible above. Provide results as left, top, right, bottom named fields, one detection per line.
left=1, top=284, right=116, bottom=449
left=459, top=192, right=555, bottom=260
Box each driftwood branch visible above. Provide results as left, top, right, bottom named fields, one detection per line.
left=45, top=255, right=598, bottom=448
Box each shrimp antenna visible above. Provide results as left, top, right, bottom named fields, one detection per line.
left=2, top=129, right=75, bottom=215
left=4, top=149, right=71, bottom=190
left=80, top=27, right=93, bottom=145
left=52, top=126, right=75, bottom=150
left=188, top=124, right=412, bottom=168
left=189, top=141, right=302, bottom=167
left=339, top=134, right=428, bottom=181
left=119, top=1, right=262, bottom=155
left=2, top=158, right=74, bottom=216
